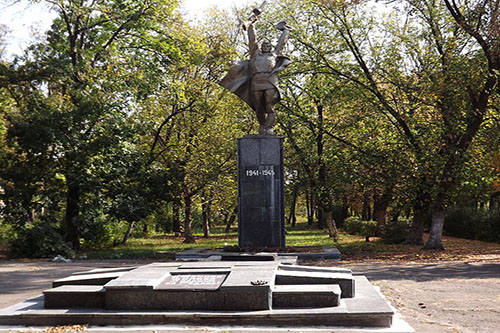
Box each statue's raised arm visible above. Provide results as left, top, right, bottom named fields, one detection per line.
left=219, top=7, right=291, bottom=136
left=274, top=20, right=290, bottom=55
left=247, top=24, right=258, bottom=60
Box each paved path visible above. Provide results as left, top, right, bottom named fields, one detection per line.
left=1, top=259, right=499, bottom=332
left=338, top=261, right=500, bottom=333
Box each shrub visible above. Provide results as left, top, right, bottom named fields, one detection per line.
left=0, top=221, right=16, bottom=243
left=444, top=207, right=500, bottom=242
left=332, top=205, right=348, bottom=229
left=343, top=216, right=364, bottom=235
left=443, top=207, right=475, bottom=239
left=9, top=223, right=75, bottom=259
left=343, top=216, right=377, bottom=241
left=360, top=220, right=377, bottom=241
left=480, top=211, right=500, bottom=242
left=381, top=218, right=412, bottom=244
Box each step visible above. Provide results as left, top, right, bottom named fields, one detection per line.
left=275, top=270, right=355, bottom=298
left=44, top=285, right=105, bottom=309
left=272, top=284, right=341, bottom=309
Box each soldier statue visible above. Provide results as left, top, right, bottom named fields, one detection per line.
left=220, top=7, right=290, bottom=135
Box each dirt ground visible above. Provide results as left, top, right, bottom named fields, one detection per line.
left=0, top=256, right=499, bottom=333
left=340, top=260, right=500, bottom=333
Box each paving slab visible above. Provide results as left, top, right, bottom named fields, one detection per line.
left=104, top=264, right=173, bottom=289
left=278, top=263, right=351, bottom=274
left=71, top=266, right=137, bottom=276
left=174, top=247, right=340, bottom=261
left=52, top=271, right=125, bottom=288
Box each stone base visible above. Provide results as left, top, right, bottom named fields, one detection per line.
left=0, top=262, right=413, bottom=331
left=0, top=277, right=396, bottom=328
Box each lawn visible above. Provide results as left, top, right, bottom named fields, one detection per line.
left=84, top=224, right=336, bottom=259
left=1, top=220, right=498, bottom=261
left=82, top=222, right=500, bottom=262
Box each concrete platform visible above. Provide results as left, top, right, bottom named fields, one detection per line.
left=0, top=277, right=395, bottom=328
left=0, top=261, right=414, bottom=332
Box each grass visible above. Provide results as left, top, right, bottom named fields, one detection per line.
left=2, top=220, right=498, bottom=262
left=84, top=223, right=336, bottom=259
left=335, top=234, right=500, bottom=263
left=84, top=221, right=500, bottom=263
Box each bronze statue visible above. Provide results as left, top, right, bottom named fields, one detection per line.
left=220, top=7, right=290, bottom=135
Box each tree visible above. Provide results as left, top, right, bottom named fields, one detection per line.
left=278, top=0, right=500, bottom=249
left=0, top=0, right=184, bottom=249
left=146, top=9, right=248, bottom=243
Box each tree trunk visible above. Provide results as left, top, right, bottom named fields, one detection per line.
left=317, top=206, right=325, bottom=229
left=424, top=209, right=446, bottom=250
left=362, top=192, right=371, bottom=221
left=287, top=185, right=298, bottom=226
left=142, top=222, right=148, bottom=235
left=408, top=208, right=426, bottom=245
left=222, top=210, right=230, bottom=232
left=225, top=206, right=238, bottom=233
left=122, top=221, right=135, bottom=245
left=407, top=191, right=431, bottom=245
left=490, top=192, right=500, bottom=211
left=317, top=187, right=337, bottom=239
left=306, top=191, right=314, bottom=226
left=64, top=184, right=81, bottom=249
left=201, top=199, right=211, bottom=239
left=172, top=201, right=181, bottom=234
left=324, top=208, right=338, bottom=240
left=373, top=188, right=391, bottom=236
left=316, top=103, right=326, bottom=231
left=183, top=195, right=195, bottom=243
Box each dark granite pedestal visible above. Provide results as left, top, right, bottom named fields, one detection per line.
left=238, top=135, right=285, bottom=248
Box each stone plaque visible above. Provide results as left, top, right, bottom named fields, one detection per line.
left=156, top=273, right=228, bottom=291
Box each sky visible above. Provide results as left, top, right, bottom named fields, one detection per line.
left=0, top=0, right=248, bottom=59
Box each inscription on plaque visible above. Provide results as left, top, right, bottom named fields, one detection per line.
left=244, top=166, right=275, bottom=179
left=156, top=273, right=228, bottom=291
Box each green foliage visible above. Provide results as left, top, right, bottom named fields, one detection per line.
left=79, top=214, right=128, bottom=249
left=332, top=205, right=348, bottom=229
left=360, top=221, right=377, bottom=241
left=9, top=222, right=75, bottom=258
left=444, top=208, right=500, bottom=242
left=381, top=218, right=412, bottom=244
left=1, top=0, right=499, bottom=253
left=0, top=220, right=15, bottom=243
left=343, top=216, right=377, bottom=241
left=343, top=216, right=364, bottom=235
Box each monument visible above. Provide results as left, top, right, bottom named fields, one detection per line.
left=220, top=3, right=290, bottom=248
left=0, top=260, right=413, bottom=332
left=0, top=4, right=413, bottom=332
